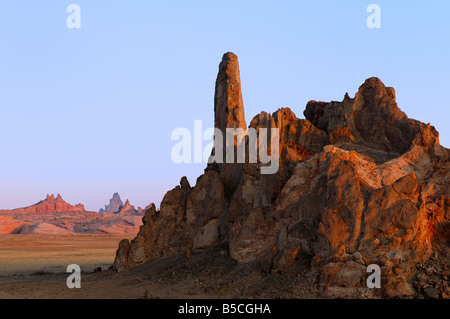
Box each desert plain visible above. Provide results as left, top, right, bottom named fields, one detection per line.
left=0, top=234, right=133, bottom=298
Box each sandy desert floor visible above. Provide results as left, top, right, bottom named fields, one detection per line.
left=0, top=234, right=130, bottom=275
left=0, top=235, right=320, bottom=299
left=0, top=234, right=134, bottom=298
left=0, top=234, right=446, bottom=299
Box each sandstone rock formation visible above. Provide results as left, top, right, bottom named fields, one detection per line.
left=0, top=194, right=96, bottom=234
left=0, top=194, right=85, bottom=215
left=113, top=53, right=449, bottom=299
left=0, top=216, right=29, bottom=234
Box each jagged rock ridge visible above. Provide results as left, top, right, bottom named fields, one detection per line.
left=0, top=194, right=86, bottom=214
left=113, top=53, right=449, bottom=299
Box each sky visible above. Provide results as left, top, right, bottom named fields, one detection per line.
left=0, top=1, right=448, bottom=211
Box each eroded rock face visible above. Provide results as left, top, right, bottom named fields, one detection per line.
left=113, top=53, right=449, bottom=299
left=186, top=171, right=225, bottom=250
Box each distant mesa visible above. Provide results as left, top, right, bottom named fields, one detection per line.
left=0, top=194, right=92, bottom=234
left=1, top=193, right=86, bottom=214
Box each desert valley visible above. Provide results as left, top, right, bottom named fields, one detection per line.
left=0, top=192, right=145, bottom=297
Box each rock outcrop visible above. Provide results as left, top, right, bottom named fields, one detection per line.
left=113, top=53, right=449, bottom=299
left=19, top=222, right=74, bottom=235
left=0, top=216, right=29, bottom=234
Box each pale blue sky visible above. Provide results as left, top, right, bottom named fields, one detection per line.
left=0, top=1, right=448, bottom=210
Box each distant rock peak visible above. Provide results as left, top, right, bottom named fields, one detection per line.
left=99, top=193, right=141, bottom=216
left=100, top=192, right=124, bottom=214
left=117, top=199, right=137, bottom=215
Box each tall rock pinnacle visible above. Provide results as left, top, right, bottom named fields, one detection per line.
left=214, top=52, right=247, bottom=133
left=212, top=52, right=248, bottom=192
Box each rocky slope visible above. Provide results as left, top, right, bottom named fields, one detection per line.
left=0, top=216, right=29, bottom=234
left=19, top=222, right=74, bottom=235
left=113, top=52, right=449, bottom=299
